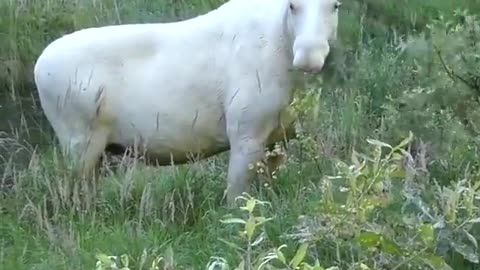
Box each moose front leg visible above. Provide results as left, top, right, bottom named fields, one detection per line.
left=225, top=136, right=266, bottom=206
left=223, top=70, right=293, bottom=207
left=223, top=106, right=281, bottom=207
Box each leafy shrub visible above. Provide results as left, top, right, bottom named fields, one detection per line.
left=93, top=133, right=480, bottom=270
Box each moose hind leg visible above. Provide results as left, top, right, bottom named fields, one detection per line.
left=264, top=143, right=288, bottom=180
left=263, top=122, right=296, bottom=179
left=62, top=126, right=110, bottom=181
left=81, top=127, right=110, bottom=180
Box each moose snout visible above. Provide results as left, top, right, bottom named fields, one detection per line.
left=292, top=40, right=329, bottom=74
left=293, top=50, right=325, bottom=73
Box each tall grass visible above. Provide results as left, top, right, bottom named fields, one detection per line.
left=1, top=0, right=480, bottom=269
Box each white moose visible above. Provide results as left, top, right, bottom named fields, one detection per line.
left=33, top=0, right=341, bottom=206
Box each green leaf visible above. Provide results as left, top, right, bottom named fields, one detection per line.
left=120, top=254, right=129, bottom=267
left=356, top=231, right=382, bottom=248
left=468, top=217, right=480, bottom=224
left=275, top=245, right=287, bottom=265
left=220, top=218, right=246, bottom=224
left=463, top=229, right=478, bottom=249
left=380, top=238, right=403, bottom=256
left=393, top=131, right=414, bottom=150
left=450, top=239, right=479, bottom=263
left=301, top=261, right=326, bottom=270
left=389, top=167, right=406, bottom=178
left=245, top=198, right=256, bottom=213
left=290, top=243, right=309, bottom=268
left=254, top=216, right=274, bottom=226
left=371, top=147, right=383, bottom=173
left=360, top=196, right=384, bottom=211
left=164, top=245, right=175, bottom=267
left=359, top=263, right=371, bottom=270
left=418, top=223, right=435, bottom=247
left=366, top=138, right=392, bottom=149
left=309, top=259, right=326, bottom=270
left=351, top=150, right=362, bottom=167
left=256, top=252, right=279, bottom=269
left=252, top=231, right=266, bottom=247
left=422, top=254, right=453, bottom=270
left=150, top=256, right=164, bottom=269
left=218, top=238, right=246, bottom=252
left=391, top=152, right=404, bottom=162
left=96, top=253, right=113, bottom=265
left=138, top=249, right=148, bottom=270
left=235, top=259, right=245, bottom=270
left=245, top=215, right=256, bottom=240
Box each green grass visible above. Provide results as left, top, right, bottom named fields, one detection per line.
left=1, top=0, right=480, bottom=269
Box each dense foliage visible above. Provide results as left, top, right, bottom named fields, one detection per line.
left=0, top=0, right=479, bottom=269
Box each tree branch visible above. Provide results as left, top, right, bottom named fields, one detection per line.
left=433, top=45, right=480, bottom=94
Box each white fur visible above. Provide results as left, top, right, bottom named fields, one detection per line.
left=33, top=0, right=340, bottom=205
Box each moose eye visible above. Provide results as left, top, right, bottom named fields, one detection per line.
left=289, top=2, right=296, bottom=11
left=334, top=1, right=341, bottom=10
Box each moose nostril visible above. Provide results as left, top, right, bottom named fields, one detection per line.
left=293, top=58, right=324, bottom=73
left=297, top=64, right=323, bottom=74
left=304, top=66, right=323, bottom=74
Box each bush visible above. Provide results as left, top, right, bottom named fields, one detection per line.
left=93, top=133, right=480, bottom=270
